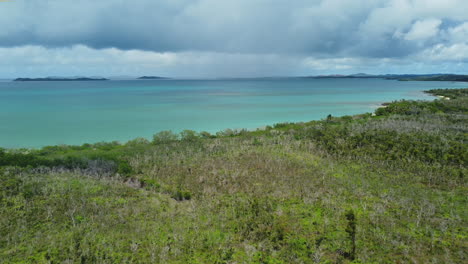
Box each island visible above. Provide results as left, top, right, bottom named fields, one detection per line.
left=304, top=73, right=468, bottom=82
left=137, top=76, right=169, bottom=80
left=14, top=77, right=108, bottom=81
left=390, top=74, right=468, bottom=82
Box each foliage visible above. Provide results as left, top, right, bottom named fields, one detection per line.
left=426, top=88, right=468, bottom=99
left=152, top=130, right=179, bottom=144
left=396, top=74, right=468, bottom=82
left=180, top=130, right=199, bottom=142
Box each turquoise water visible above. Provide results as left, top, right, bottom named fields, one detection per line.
left=0, top=78, right=466, bottom=148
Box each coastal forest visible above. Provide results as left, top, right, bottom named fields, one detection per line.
left=1, top=88, right=467, bottom=263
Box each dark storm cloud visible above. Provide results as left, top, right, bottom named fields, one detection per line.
left=0, top=0, right=467, bottom=78
left=0, top=0, right=465, bottom=58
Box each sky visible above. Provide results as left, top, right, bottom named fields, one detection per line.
left=0, top=0, right=467, bottom=78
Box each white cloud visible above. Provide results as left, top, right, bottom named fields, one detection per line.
left=416, top=43, right=468, bottom=61
left=404, top=19, right=442, bottom=41
left=443, top=22, right=468, bottom=43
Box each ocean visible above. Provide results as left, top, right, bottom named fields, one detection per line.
left=0, top=78, right=465, bottom=148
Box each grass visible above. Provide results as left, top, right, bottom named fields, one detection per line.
left=1, top=88, right=467, bottom=263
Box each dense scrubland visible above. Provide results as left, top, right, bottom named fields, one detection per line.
left=1, top=89, right=467, bottom=263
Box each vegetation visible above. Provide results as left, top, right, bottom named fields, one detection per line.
left=1, top=89, right=467, bottom=263
left=306, top=74, right=468, bottom=82
left=394, top=74, right=468, bottom=82
left=426, top=88, right=468, bottom=99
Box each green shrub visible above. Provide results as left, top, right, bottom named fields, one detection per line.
left=180, top=130, right=199, bottom=142
left=152, top=130, right=178, bottom=144
left=140, top=177, right=161, bottom=190
left=345, top=210, right=356, bottom=261
left=171, top=188, right=192, bottom=201
left=273, top=122, right=291, bottom=129
left=216, top=128, right=237, bottom=137
left=125, top=137, right=150, bottom=146
left=200, top=131, right=215, bottom=139
left=0, top=175, right=22, bottom=199
left=22, top=182, right=44, bottom=199
left=252, top=138, right=262, bottom=146
left=117, top=161, right=133, bottom=176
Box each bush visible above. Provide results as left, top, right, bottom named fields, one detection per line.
left=216, top=129, right=238, bottom=137
left=200, top=131, right=215, bottom=139
left=152, top=131, right=178, bottom=144
left=180, top=130, right=199, bottom=142
left=171, top=188, right=192, bottom=201
left=0, top=174, right=22, bottom=198
left=125, top=137, right=150, bottom=146
left=117, top=161, right=133, bottom=176
left=140, top=177, right=161, bottom=190
left=273, top=122, right=291, bottom=129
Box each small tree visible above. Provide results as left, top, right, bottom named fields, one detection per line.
left=152, top=130, right=178, bottom=144
left=200, top=131, right=214, bottom=139
left=345, top=210, right=356, bottom=261
left=180, top=130, right=199, bottom=142
left=126, top=137, right=150, bottom=146
left=216, top=128, right=236, bottom=137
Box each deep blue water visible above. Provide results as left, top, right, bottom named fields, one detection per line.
left=0, top=78, right=465, bottom=148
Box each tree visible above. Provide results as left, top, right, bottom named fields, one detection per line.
left=152, top=131, right=178, bottom=144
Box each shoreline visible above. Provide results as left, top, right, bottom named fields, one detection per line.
left=1, top=90, right=449, bottom=151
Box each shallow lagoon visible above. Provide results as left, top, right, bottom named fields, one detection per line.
left=0, top=78, right=466, bottom=148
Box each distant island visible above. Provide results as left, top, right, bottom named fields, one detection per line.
left=390, top=74, right=468, bottom=82
left=14, top=77, right=108, bottom=82
left=137, top=76, right=169, bottom=80
left=306, top=73, right=468, bottom=82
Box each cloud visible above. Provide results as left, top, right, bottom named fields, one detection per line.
left=1, top=0, right=466, bottom=54
left=404, top=19, right=442, bottom=41
left=415, top=43, right=468, bottom=61
left=442, top=22, right=468, bottom=43
left=0, top=0, right=467, bottom=77
left=0, top=45, right=305, bottom=78
left=0, top=44, right=466, bottom=79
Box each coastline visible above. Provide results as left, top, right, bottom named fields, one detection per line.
left=0, top=88, right=456, bottom=150
left=1, top=79, right=465, bottom=149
